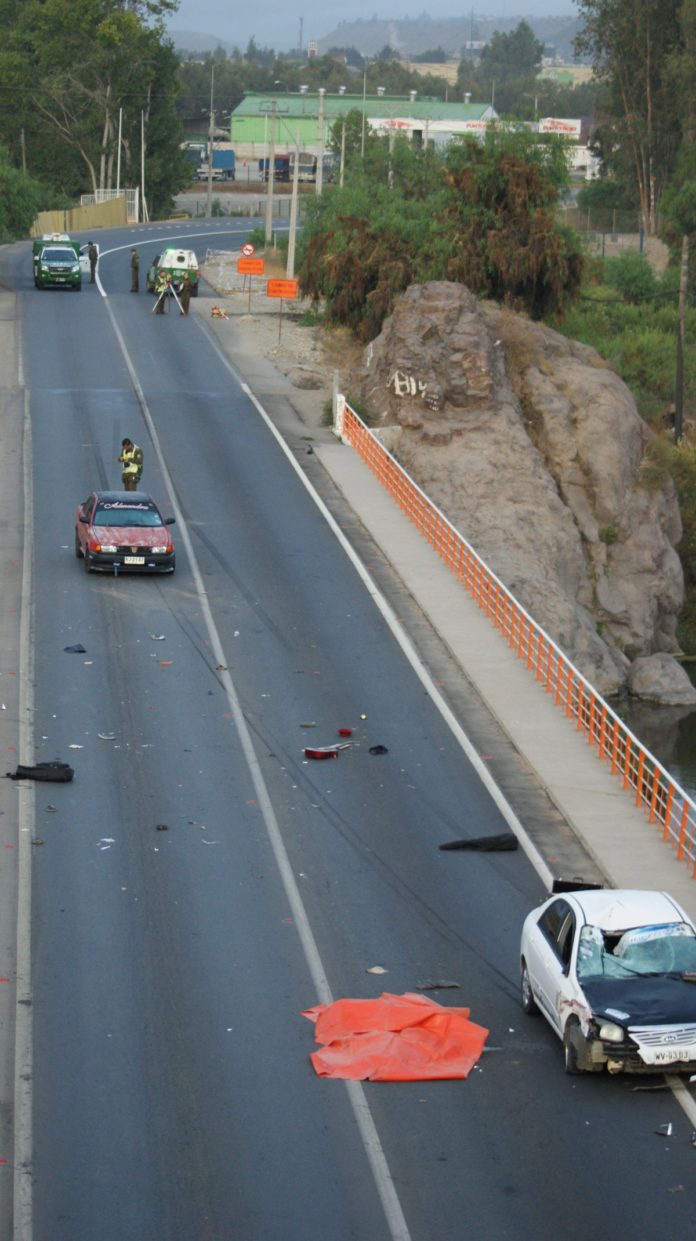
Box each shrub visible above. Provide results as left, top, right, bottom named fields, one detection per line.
left=604, top=251, right=658, bottom=303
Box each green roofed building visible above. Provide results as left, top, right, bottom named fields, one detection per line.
left=229, top=90, right=498, bottom=161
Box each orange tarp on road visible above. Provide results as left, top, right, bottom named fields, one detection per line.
left=302, top=992, right=489, bottom=1081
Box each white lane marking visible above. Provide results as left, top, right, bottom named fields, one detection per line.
left=13, top=379, right=35, bottom=1241
left=666, top=1074, right=696, bottom=1127
left=199, top=321, right=555, bottom=892
left=101, top=299, right=412, bottom=1241
left=94, top=224, right=289, bottom=297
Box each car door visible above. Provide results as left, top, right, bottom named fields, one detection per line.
left=525, top=899, right=577, bottom=1035
left=77, top=494, right=96, bottom=552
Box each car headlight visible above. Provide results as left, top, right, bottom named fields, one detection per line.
left=598, top=1021, right=625, bottom=1042
left=151, top=545, right=168, bottom=554
left=72, top=264, right=79, bottom=272
left=41, top=265, right=49, bottom=271
left=96, top=544, right=117, bottom=554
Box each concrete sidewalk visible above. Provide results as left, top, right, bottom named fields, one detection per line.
left=198, top=298, right=696, bottom=923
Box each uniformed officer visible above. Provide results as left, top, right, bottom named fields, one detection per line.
left=130, top=248, right=139, bottom=292
left=180, top=274, right=192, bottom=316
left=154, top=270, right=168, bottom=313
left=118, top=439, right=143, bottom=490
left=87, top=241, right=98, bottom=283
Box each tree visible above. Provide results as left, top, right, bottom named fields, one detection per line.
left=0, top=0, right=188, bottom=210
left=575, top=0, right=681, bottom=233
left=298, top=130, right=582, bottom=338
left=479, top=21, right=544, bottom=85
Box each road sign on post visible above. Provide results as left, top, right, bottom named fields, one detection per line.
left=266, top=279, right=299, bottom=343
left=241, top=243, right=255, bottom=257
left=266, top=279, right=298, bottom=299
left=237, top=255, right=266, bottom=311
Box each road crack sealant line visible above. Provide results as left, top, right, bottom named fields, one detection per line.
left=101, top=288, right=412, bottom=1241
left=13, top=362, right=35, bottom=1241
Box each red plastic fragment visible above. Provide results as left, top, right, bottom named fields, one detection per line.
left=337, top=728, right=353, bottom=737
left=302, top=992, right=488, bottom=1081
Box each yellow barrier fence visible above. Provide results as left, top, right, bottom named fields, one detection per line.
left=335, top=395, right=696, bottom=876
left=31, top=196, right=127, bottom=237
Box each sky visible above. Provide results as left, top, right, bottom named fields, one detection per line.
left=167, top=2, right=578, bottom=56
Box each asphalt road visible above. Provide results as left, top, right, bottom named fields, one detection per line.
left=2, top=223, right=696, bottom=1240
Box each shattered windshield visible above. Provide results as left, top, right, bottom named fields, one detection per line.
left=577, top=922, right=696, bottom=980
left=94, top=504, right=162, bottom=528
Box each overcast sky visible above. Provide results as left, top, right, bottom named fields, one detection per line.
left=168, top=2, right=578, bottom=56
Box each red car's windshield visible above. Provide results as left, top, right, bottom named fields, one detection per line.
left=93, top=504, right=163, bottom=528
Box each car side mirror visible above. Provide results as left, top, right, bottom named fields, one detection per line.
left=79, top=514, right=89, bottom=523
left=165, top=516, right=176, bottom=525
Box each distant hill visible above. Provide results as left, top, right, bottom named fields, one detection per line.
left=319, top=14, right=581, bottom=62
left=167, top=29, right=235, bottom=55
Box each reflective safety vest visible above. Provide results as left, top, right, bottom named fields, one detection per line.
left=122, top=445, right=143, bottom=477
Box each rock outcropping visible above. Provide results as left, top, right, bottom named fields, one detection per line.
left=355, top=282, right=694, bottom=703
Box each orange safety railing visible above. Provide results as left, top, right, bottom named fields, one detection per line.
left=335, top=396, right=696, bottom=876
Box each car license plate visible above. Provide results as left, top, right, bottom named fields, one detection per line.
left=124, top=556, right=145, bottom=565
left=651, top=1047, right=692, bottom=1064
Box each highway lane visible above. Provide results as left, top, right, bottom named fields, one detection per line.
left=3, top=228, right=696, bottom=1239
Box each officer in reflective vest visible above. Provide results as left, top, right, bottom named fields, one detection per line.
left=118, top=439, right=143, bottom=491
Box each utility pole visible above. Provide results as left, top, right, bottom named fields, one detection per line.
left=316, top=88, right=325, bottom=196
left=675, top=233, right=689, bottom=443
left=287, top=133, right=300, bottom=279
left=206, top=62, right=215, bottom=220
left=298, top=15, right=303, bottom=54
left=116, top=107, right=122, bottom=195
left=264, top=97, right=277, bottom=245
left=19, top=128, right=26, bottom=176
left=361, top=64, right=368, bottom=159
left=140, top=110, right=148, bottom=222
left=339, top=120, right=345, bottom=188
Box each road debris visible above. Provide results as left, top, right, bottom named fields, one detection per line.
left=439, top=832, right=519, bottom=852
left=416, top=979, right=460, bottom=991
left=149, top=634, right=166, bottom=641
left=98, top=733, right=116, bottom=741
left=6, top=762, right=74, bottom=783
left=304, top=742, right=352, bottom=760
left=655, top=1123, right=674, bottom=1138
left=64, top=644, right=87, bottom=654
left=366, top=965, right=388, bottom=975
left=369, top=745, right=388, bottom=756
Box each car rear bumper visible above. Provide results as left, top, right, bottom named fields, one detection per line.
left=86, top=552, right=175, bottom=573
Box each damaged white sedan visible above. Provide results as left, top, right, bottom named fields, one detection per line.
left=520, top=887, right=696, bottom=1074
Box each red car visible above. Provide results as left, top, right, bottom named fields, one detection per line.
left=75, top=490, right=176, bottom=574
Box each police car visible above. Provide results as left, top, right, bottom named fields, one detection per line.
left=520, top=886, right=696, bottom=1073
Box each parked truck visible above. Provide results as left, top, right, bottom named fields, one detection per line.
left=258, top=155, right=291, bottom=183
left=196, top=148, right=236, bottom=182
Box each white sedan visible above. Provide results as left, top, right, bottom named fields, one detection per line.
left=520, top=887, right=696, bottom=1073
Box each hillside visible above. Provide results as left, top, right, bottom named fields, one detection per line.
left=319, top=14, right=581, bottom=61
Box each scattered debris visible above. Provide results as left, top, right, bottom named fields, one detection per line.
left=6, top=762, right=74, bottom=783
left=64, top=644, right=87, bottom=654
left=416, top=979, right=460, bottom=991
left=98, top=838, right=115, bottom=851
left=149, top=634, right=166, bottom=641
left=155, top=823, right=169, bottom=832
left=45, top=805, right=57, bottom=813
left=98, top=733, right=116, bottom=741
left=304, top=742, right=352, bottom=760
left=160, top=661, right=173, bottom=667
left=439, top=832, right=519, bottom=852
left=655, top=1123, right=674, bottom=1138
left=366, top=966, right=388, bottom=975
left=211, top=306, right=228, bottom=319
left=68, top=744, right=84, bottom=750
left=216, top=663, right=227, bottom=671
left=299, top=722, right=317, bottom=729
left=369, top=745, right=388, bottom=756
left=338, top=728, right=353, bottom=737
left=359, top=713, right=367, bottom=720
left=32, top=839, right=44, bottom=847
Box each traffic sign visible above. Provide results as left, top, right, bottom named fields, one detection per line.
left=237, top=257, right=265, bottom=275
left=267, top=279, right=298, bottom=299
left=241, top=243, right=255, bottom=257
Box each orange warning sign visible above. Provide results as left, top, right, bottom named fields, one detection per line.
left=266, top=279, right=298, bottom=299
left=237, top=256, right=265, bottom=275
